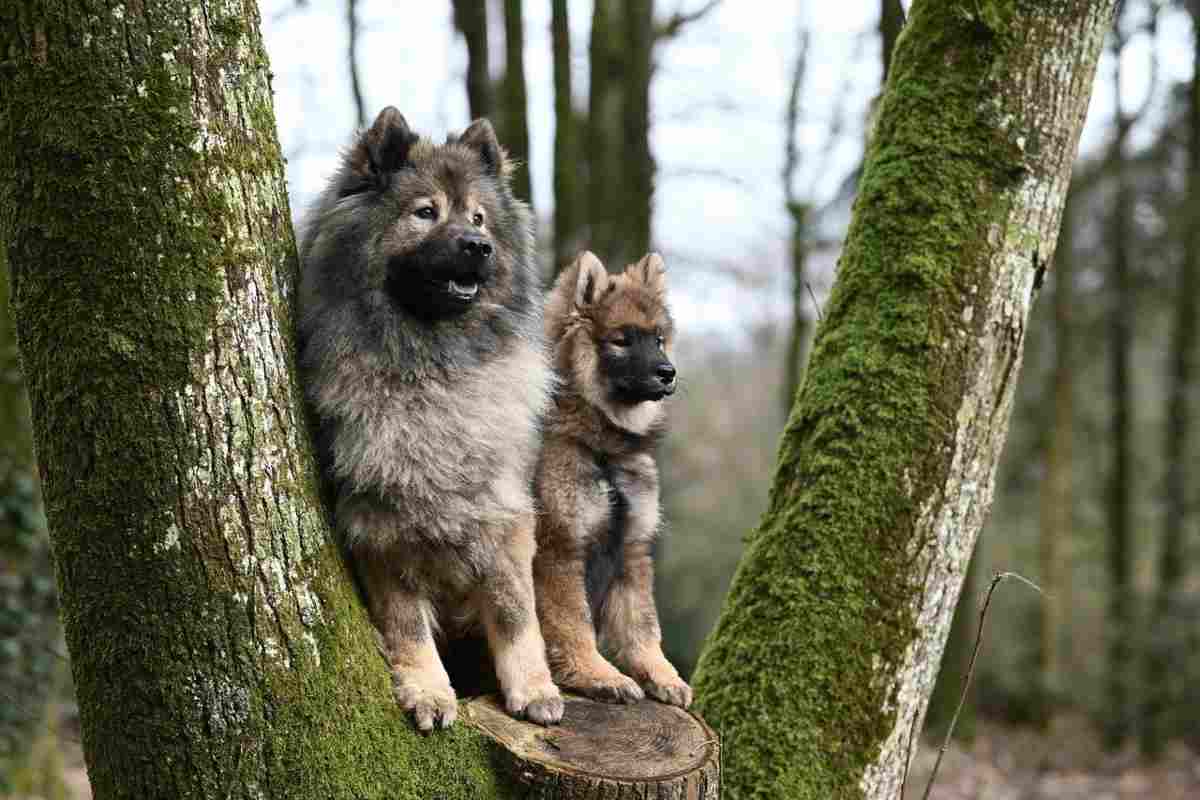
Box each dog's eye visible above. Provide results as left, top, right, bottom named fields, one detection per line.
left=414, top=206, right=437, bottom=221
left=608, top=336, right=629, bottom=348
left=472, top=212, right=485, bottom=226
left=656, top=335, right=665, bottom=348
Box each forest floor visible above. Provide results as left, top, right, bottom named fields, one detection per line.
left=6, top=712, right=1200, bottom=799
left=905, top=716, right=1200, bottom=800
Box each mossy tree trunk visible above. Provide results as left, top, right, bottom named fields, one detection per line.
left=0, top=2, right=513, bottom=797
left=691, top=2, right=1114, bottom=798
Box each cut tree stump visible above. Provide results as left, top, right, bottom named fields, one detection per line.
left=463, top=694, right=719, bottom=798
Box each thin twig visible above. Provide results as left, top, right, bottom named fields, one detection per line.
left=655, top=0, right=723, bottom=39
left=920, top=571, right=1044, bottom=800
left=805, top=281, right=823, bottom=322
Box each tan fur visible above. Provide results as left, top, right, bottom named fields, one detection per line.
left=533, top=251, right=692, bottom=708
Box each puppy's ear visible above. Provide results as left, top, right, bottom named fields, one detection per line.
left=458, top=118, right=507, bottom=177
left=573, top=251, right=608, bottom=309
left=631, top=252, right=667, bottom=295
left=344, top=107, right=417, bottom=194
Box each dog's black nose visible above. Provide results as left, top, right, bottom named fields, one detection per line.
left=656, top=363, right=676, bottom=383
left=459, top=235, right=493, bottom=260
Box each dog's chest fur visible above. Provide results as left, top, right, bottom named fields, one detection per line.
left=317, top=337, right=551, bottom=549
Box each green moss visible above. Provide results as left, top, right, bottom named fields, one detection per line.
left=1, top=2, right=516, bottom=797
left=690, top=2, right=1046, bottom=798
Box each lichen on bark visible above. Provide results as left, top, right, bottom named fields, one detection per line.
left=0, top=2, right=514, bottom=797
left=690, top=2, right=1114, bottom=798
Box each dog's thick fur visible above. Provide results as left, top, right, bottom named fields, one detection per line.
left=534, top=251, right=692, bottom=708
left=297, top=107, right=562, bottom=730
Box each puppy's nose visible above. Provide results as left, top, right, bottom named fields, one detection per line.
left=656, top=363, right=677, bottom=383
left=459, top=235, right=493, bottom=260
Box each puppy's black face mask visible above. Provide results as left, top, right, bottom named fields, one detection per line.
left=600, top=326, right=677, bottom=404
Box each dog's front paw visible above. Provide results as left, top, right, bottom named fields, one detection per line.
left=553, top=659, right=645, bottom=704
left=504, top=678, right=564, bottom=726
left=626, top=653, right=692, bottom=708
left=394, top=677, right=458, bottom=732
left=642, top=674, right=693, bottom=708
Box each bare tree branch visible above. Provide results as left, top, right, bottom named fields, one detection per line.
left=347, top=0, right=366, bottom=128
left=654, top=0, right=722, bottom=40
left=783, top=28, right=809, bottom=210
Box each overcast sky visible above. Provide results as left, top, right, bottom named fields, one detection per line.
left=261, top=1, right=1196, bottom=333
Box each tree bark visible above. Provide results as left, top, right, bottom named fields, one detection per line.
left=453, top=0, right=493, bottom=120
left=501, top=0, right=533, bottom=208
left=1038, top=185, right=1075, bottom=730
left=1143, top=3, right=1200, bottom=757
left=0, top=2, right=509, bottom=796
left=1104, top=18, right=1135, bottom=750
left=690, top=3, right=1114, bottom=798
left=551, top=0, right=581, bottom=273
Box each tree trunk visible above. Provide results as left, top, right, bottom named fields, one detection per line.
left=587, top=0, right=624, bottom=266
left=690, top=3, right=1113, bottom=798
left=1143, top=5, right=1200, bottom=757
left=1104, top=20, right=1135, bottom=751
left=551, top=0, right=581, bottom=273
left=0, top=2, right=507, bottom=796
left=1038, top=185, right=1076, bottom=730
left=501, top=0, right=533, bottom=208
left=453, top=0, right=493, bottom=120
left=880, top=0, right=904, bottom=84
left=621, top=0, right=654, bottom=262
left=464, top=696, right=719, bottom=798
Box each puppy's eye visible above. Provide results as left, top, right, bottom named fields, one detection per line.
left=472, top=212, right=485, bottom=226
left=608, top=335, right=629, bottom=348
left=414, top=206, right=437, bottom=221
left=656, top=335, right=665, bottom=348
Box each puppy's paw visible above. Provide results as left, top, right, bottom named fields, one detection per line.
left=504, top=678, right=564, bottom=726
left=642, top=675, right=693, bottom=708
left=554, top=660, right=645, bottom=704
left=394, top=678, right=458, bottom=732
left=626, top=652, right=692, bottom=708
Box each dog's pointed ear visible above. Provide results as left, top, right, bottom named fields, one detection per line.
left=632, top=252, right=667, bottom=294
left=347, top=107, right=417, bottom=189
left=573, top=251, right=608, bottom=309
left=458, top=118, right=507, bottom=177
